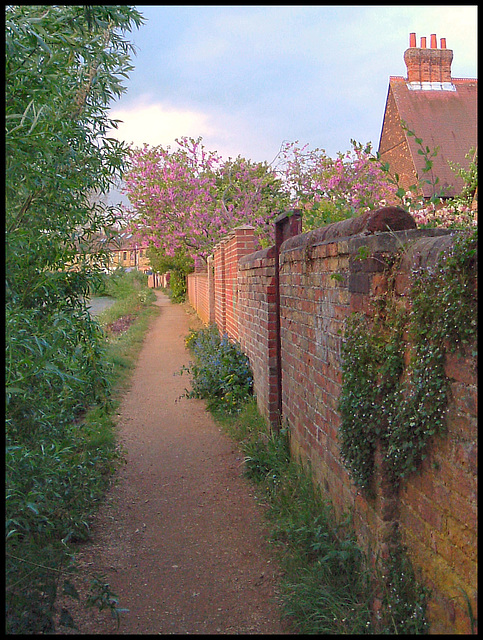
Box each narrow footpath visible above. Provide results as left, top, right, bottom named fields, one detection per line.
left=69, top=292, right=289, bottom=634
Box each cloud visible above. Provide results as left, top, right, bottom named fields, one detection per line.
left=108, top=3, right=476, bottom=164
left=108, top=98, right=217, bottom=148
left=108, top=96, right=282, bottom=163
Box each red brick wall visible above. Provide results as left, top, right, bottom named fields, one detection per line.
left=211, top=227, right=257, bottom=340
left=395, top=236, right=477, bottom=634
left=224, top=226, right=258, bottom=341
left=237, top=246, right=279, bottom=428
left=278, top=226, right=477, bottom=635
left=213, top=237, right=226, bottom=334
left=186, top=258, right=215, bottom=326
left=189, top=227, right=257, bottom=332
left=279, top=233, right=354, bottom=514
left=187, top=270, right=212, bottom=325
left=187, top=215, right=477, bottom=633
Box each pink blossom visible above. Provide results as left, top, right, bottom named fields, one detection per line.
left=122, top=137, right=286, bottom=260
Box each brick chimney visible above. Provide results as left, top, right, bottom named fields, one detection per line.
left=404, top=32, right=453, bottom=84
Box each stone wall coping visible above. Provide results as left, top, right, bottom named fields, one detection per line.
left=281, top=226, right=452, bottom=259
left=239, top=244, right=276, bottom=267
left=398, top=232, right=458, bottom=272
left=280, top=206, right=417, bottom=253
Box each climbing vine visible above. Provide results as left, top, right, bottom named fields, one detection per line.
left=377, top=537, right=431, bottom=634
left=338, top=228, right=477, bottom=492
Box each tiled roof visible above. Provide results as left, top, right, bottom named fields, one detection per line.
left=389, top=76, right=477, bottom=197
left=76, top=231, right=149, bottom=253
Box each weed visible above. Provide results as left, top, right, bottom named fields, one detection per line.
left=212, top=401, right=375, bottom=634
left=86, top=576, right=127, bottom=629
left=236, top=402, right=434, bottom=633
left=375, top=541, right=430, bottom=634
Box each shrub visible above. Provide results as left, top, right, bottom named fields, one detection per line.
left=5, top=266, right=155, bottom=633
left=101, top=268, right=149, bottom=299
left=182, top=325, right=253, bottom=413
left=168, top=269, right=188, bottom=303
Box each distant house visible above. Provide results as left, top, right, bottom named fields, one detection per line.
left=378, top=33, right=477, bottom=199
left=71, top=231, right=151, bottom=274
left=105, top=231, right=151, bottom=273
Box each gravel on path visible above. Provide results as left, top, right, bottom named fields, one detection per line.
left=66, top=291, right=290, bottom=634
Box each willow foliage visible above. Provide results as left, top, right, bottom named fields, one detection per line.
left=6, top=6, right=144, bottom=632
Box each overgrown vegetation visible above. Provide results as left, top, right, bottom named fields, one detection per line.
left=183, top=328, right=430, bottom=633
left=147, top=245, right=194, bottom=303
left=6, top=270, right=156, bottom=633
left=166, top=269, right=190, bottom=303
left=448, top=148, right=478, bottom=210
left=377, top=539, right=430, bottom=634
left=96, top=270, right=158, bottom=390
left=236, top=403, right=429, bottom=634
left=181, top=324, right=253, bottom=412
left=6, top=6, right=146, bottom=631
left=339, top=228, right=477, bottom=492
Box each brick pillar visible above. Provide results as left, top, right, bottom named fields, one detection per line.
left=213, top=239, right=226, bottom=335
left=207, top=255, right=215, bottom=324
left=274, top=210, right=302, bottom=429
left=225, top=226, right=256, bottom=341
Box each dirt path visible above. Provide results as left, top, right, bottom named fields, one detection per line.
left=68, top=292, right=290, bottom=634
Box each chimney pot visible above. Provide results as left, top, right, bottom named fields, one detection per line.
left=409, top=32, right=416, bottom=48
left=404, top=33, right=453, bottom=84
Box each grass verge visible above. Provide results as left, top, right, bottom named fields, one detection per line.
left=214, top=399, right=375, bottom=634
left=79, top=272, right=159, bottom=466
left=208, top=397, right=430, bottom=634
left=182, top=323, right=431, bottom=634
left=98, top=282, right=158, bottom=394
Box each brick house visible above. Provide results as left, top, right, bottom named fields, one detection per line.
left=378, top=33, right=477, bottom=199
left=106, top=231, right=151, bottom=273
left=71, top=231, right=151, bottom=274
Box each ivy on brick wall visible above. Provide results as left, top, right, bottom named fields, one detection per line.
left=338, top=228, right=477, bottom=493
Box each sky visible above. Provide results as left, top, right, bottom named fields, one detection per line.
left=107, top=5, right=477, bottom=203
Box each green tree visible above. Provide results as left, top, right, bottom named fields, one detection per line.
left=5, top=5, right=144, bottom=632
left=6, top=5, right=144, bottom=311
left=6, top=4, right=144, bottom=436
left=147, top=245, right=194, bottom=302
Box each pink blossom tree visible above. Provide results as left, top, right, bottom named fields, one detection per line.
left=123, top=134, right=475, bottom=267
left=123, top=136, right=289, bottom=262
left=272, top=139, right=398, bottom=230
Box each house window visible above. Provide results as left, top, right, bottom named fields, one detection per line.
left=123, top=252, right=127, bottom=260
left=140, top=249, right=143, bottom=257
